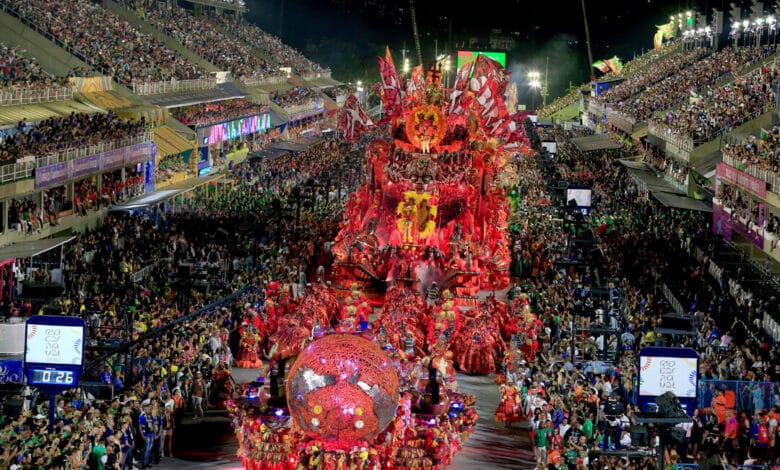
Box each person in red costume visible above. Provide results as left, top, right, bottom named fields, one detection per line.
left=495, top=384, right=524, bottom=427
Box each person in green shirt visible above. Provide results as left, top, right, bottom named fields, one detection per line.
left=89, top=437, right=107, bottom=470
left=534, top=418, right=551, bottom=468
left=581, top=414, right=594, bottom=440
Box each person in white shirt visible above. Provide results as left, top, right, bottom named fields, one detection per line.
left=558, top=417, right=571, bottom=438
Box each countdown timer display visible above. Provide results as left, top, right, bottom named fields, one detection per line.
left=28, top=368, right=77, bottom=387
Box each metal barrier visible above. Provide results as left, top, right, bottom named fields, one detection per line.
left=722, top=154, right=780, bottom=194
left=131, top=78, right=217, bottom=96
left=240, top=75, right=287, bottom=87
left=661, top=283, right=686, bottom=314
left=0, top=132, right=152, bottom=186
left=80, top=381, right=114, bottom=400
left=699, top=380, right=780, bottom=416
left=0, top=160, right=34, bottom=184
left=0, top=85, right=74, bottom=106
left=648, top=120, right=695, bottom=154
left=34, top=132, right=152, bottom=168
left=131, top=257, right=170, bottom=283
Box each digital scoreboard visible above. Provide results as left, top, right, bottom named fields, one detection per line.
left=23, top=316, right=85, bottom=432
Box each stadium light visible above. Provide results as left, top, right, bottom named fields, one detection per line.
left=403, top=58, right=410, bottom=74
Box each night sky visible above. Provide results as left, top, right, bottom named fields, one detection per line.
left=244, top=0, right=764, bottom=101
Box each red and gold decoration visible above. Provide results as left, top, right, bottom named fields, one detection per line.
left=405, top=104, right=447, bottom=153
left=230, top=49, right=539, bottom=470
left=285, top=334, right=399, bottom=446
left=331, top=49, right=532, bottom=302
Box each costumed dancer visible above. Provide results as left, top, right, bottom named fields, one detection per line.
left=494, top=384, right=523, bottom=427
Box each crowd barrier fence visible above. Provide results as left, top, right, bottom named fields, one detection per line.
left=132, top=78, right=216, bottom=96
left=698, top=379, right=780, bottom=416
left=0, top=85, right=74, bottom=106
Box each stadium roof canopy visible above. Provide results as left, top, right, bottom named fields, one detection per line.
left=571, top=134, right=622, bottom=153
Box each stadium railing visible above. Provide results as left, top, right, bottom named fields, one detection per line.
left=0, top=160, right=35, bottom=184
left=240, top=75, right=287, bottom=87
left=0, top=131, right=153, bottom=185
left=132, top=78, right=217, bottom=96
left=34, top=131, right=152, bottom=168
left=722, top=153, right=780, bottom=193
left=648, top=120, right=695, bottom=154
left=0, top=85, right=74, bottom=106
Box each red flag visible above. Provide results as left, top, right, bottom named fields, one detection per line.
left=385, top=46, right=396, bottom=72
left=406, top=65, right=425, bottom=99
left=472, top=53, right=510, bottom=95
left=448, top=62, right=472, bottom=115
left=337, top=95, right=374, bottom=142
left=377, top=55, right=403, bottom=122
left=472, top=76, right=510, bottom=137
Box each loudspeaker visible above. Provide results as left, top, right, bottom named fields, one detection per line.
left=657, top=391, right=686, bottom=418
left=661, top=313, right=694, bottom=331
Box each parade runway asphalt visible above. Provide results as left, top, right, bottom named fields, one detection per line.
left=149, top=367, right=536, bottom=470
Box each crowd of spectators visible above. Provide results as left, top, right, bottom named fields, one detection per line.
left=537, top=86, right=585, bottom=118
left=322, top=84, right=355, bottom=100
left=643, top=146, right=689, bottom=187
left=270, top=86, right=318, bottom=109
left=5, top=0, right=205, bottom=85
left=500, top=122, right=780, bottom=469
left=171, top=99, right=268, bottom=127
left=652, top=62, right=778, bottom=144
left=539, top=45, right=683, bottom=118
left=214, top=16, right=326, bottom=76
left=0, top=113, right=146, bottom=163
left=0, top=42, right=71, bottom=90
left=723, top=126, right=780, bottom=177
left=615, top=46, right=773, bottom=123
left=127, top=1, right=278, bottom=81
left=0, top=133, right=365, bottom=469
left=596, top=48, right=710, bottom=105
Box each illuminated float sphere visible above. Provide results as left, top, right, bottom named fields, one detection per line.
left=286, top=334, right=399, bottom=446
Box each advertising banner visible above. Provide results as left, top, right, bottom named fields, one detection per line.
left=35, top=142, right=157, bottom=189
left=71, top=153, right=100, bottom=179
left=716, top=163, right=767, bottom=198
left=712, top=205, right=764, bottom=248
left=35, top=162, right=69, bottom=188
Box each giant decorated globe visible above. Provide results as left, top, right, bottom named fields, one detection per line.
left=285, top=334, right=399, bottom=446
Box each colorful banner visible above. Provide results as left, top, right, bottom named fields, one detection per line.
left=654, top=21, right=677, bottom=49
left=0, top=358, right=23, bottom=383
left=71, top=153, right=101, bottom=179
left=604, top=56, right=624, bottom=75
left=197, top=113, right=271, bottom=145
left=35, top=142, right=156, bottom=189
left=592, top=60, right=609, bottom=74
left=712, top=205, right=764, bottom=248
left=716, top=163, right=767, bottom=198
left=35, top=162, right=70, bottom=188
left=68, top=76, right=113, bottom=93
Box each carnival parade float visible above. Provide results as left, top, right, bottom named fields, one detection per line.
left=331, top=49, right=532, bottom=301
left=228, top=50, right=534, bottom=470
